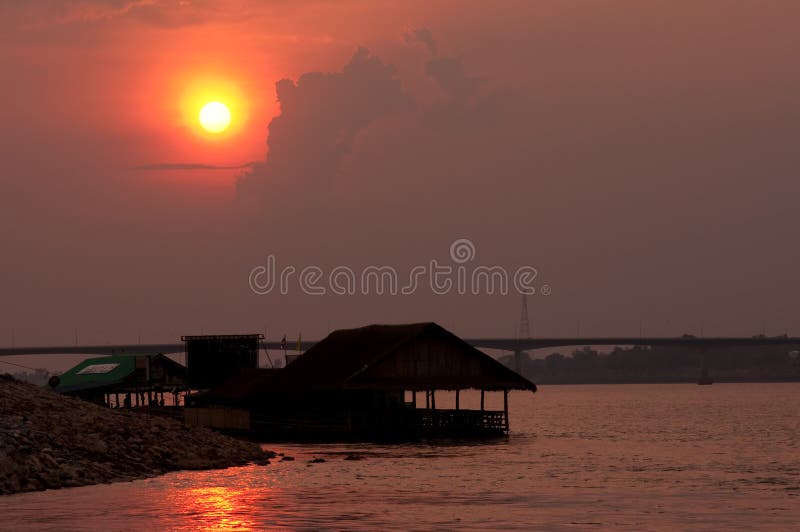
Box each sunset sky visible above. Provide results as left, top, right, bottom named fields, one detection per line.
left=1, top=0, right=799, bottom=350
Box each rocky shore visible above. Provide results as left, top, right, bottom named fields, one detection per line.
left=0, top=375, right=274, bottom=495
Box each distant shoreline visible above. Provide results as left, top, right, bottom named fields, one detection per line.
left=531, top=377, right=800, bottom=385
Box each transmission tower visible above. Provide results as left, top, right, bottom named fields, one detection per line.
left=518, top=294, right=531, bottom=338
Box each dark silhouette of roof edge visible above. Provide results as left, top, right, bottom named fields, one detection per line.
left=284, top=322, right=537, bottom=392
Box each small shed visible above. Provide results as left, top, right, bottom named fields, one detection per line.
left=188, top=323, right=536, bottom=440
left=182, top=334, right=262, bottom=389
left=52, top=354, right=187, bottom=408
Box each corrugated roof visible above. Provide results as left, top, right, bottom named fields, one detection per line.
left=53, top=355, right=139, bottom=393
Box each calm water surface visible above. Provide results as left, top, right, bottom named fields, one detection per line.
left=1, top=383, right=798, bottom=530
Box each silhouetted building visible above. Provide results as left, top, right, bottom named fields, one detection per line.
left=182, top=334, right=263, bottom=389
left=186, top=322, right=536, bottom=440
left=52, top=354, right=187, bottom=407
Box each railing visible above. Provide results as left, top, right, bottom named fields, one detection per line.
left=407, top=408, right=507, bottom=435
left=245, top=407, right=507, bottom=439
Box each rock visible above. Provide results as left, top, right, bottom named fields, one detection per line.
left=280, top=455, right=295, bottom=462
left=0, top=378, right=273, bottom=495
left=39, top=452, right=59, bottom=469
left=308, top=457, right=326, bottom=464
left=344, top=454, right=365, bottom=461
left=23, top=479, right=42, bottom=491
left=84, top=437, right=108, bottom=455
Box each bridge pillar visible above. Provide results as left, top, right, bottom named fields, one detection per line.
left=698, top=348, right=713, bottom=384
left=513, top=350, right=529, bottom=374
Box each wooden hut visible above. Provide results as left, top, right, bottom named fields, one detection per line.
left=52, top=354, right=187, bottom=408
left=186, top=322, right=536, bottom=440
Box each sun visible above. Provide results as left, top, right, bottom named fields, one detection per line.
left=198, top=101, right=231, bottom=133
left=179, top=77, right=248, bottom=138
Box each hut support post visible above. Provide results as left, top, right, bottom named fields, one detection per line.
left=455, top=389, right=460, bottom=410
left=425, top=390, right=430, bottom=409
left=431, top=390, right=436, bottom=410
left=503, top=390, right=509, bottom=433
left=480, top=390, right=485, bottom=411
left=412, top=390, right=417, bottom=408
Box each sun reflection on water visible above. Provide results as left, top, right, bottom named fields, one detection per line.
left=177, top=486, right=258, bottom=531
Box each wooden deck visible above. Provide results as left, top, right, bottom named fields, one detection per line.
left=242, top=407, right=509, bottom=440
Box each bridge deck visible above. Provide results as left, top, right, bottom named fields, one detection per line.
left=1, top=336, right=799, bottom=357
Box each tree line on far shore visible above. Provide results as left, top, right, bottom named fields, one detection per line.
left=502, top=344, right=800, bottom=384
left=4, top=368, right=53, bottom=386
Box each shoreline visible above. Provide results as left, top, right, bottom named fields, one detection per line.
left=528, top=377, right=800, bottom=385
left=0, top=375, right=274, bottom=496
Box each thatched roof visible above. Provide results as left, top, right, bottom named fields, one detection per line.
left=202, top=323, right=536, bottom=400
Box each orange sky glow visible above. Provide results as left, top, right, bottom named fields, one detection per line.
left=1, top=1, right=799, bottom=347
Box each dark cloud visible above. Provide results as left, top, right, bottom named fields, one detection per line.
left=235, top=40, right=527, bottom=227
left=230, top=36, right=540, bottom=277
left=425, top=57, right=483, bottom=101
left=237, top=47, right=411, bottom=197
left=2, top=0, right=260, bottom=31
left=402, top=28, right=481, bottom=101
left=237, top=39, right=508, bottom=202
left=403, top=27, right=437, bottom=56
left=134, top=162, right=255, bottom=171
left=4, top=0, right=154, bottom=29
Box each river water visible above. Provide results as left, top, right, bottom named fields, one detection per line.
left=1, top=383, right=798, bottom=530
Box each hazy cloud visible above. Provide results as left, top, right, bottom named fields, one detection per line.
left=5, top=0, right=156, bottom=29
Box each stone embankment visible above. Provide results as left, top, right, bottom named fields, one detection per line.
left=0, top=375, right=273, bottom=495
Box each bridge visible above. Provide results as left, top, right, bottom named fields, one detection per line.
left=0, top=341, right=305, bottom=357
left=467, top=336, right=800, bottom=351
left=1, top=336, right=798, bottom=360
